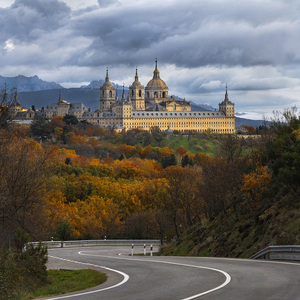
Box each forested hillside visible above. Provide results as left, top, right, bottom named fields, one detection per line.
left=1, top=86, right=299, bottom=297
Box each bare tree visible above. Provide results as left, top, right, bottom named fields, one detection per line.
left=0, top=85, right=14, bottom=129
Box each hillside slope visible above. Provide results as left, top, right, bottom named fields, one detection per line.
left=160, top=193, right=300, bottom=258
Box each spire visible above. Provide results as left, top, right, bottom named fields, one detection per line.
left=12, top=88, right=20, bottom=106
left=105, top=67, right=109, bottom=82
left=127, top=92, right=131, bottom=102
left=122, top=84, right=126, bottom=101
left=153, top=58, right=160, bottom=79
left=224, top=84, right=229, bottom=102
left=58, top=91, right=62, bottom=103
left=135, top=67, right=139, bottom=81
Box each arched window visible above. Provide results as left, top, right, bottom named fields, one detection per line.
left=109, top=91, right=112, bottom=98
left=102, top=91, right=105, bottom=97
left=147, top=92, right=149, bottom=98
left=139, top=90, right=142, bottom=97
left=163, top=92, right=166, bottom=98
left=154, top=92, right=158, bottom=98
left=132, top=90, right=134, bottom=96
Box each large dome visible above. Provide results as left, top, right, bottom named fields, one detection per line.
left=146, top=77, right=168, bottom=89
left=146, top=61, right=168, bottom=89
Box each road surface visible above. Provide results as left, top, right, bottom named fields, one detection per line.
left=44, top=246, right=300, bottom=300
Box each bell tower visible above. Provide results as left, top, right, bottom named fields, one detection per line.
left=100, top=69, right=115, bottom=111
left=129, top=68, right=145, bottom=110
left=219, top=85, right=235, bottom=118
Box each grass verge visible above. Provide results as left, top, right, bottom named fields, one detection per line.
left=23, top=269, right=106, bottom=299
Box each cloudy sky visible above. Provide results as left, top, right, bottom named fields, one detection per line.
left=1, top=0, right=300, bottom=119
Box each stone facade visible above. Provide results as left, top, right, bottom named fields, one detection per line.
left=12, top=61, right=235, bottom=133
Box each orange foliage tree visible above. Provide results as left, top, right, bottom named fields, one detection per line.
left=242, top=166, right=272, bottom=201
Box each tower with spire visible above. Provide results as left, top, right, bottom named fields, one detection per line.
left=9, top=88, right=22, bottom=117
left=100, top=69, right=115, bottom=111
left=129, top=68, right=145, bottom=110
left=112, top=84, right=132, bottom=120
left=219, top=85, right=235, bottom=118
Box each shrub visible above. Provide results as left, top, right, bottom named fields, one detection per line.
left=0, top=242, right=48, bottom=299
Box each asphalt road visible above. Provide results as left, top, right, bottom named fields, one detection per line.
left=44, top=246, right=300, bottom=300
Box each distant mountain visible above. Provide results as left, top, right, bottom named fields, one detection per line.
left=235, top=117, right=269, bottom=128
left=80, top=80, right=105, bottom=89
left=191, top=102, right=215, bottom=112
left=18, top=88, right=100, bottom=110
left=81, top=80, right=127, bottom=92
left=0, top=75, right=64, bottom=92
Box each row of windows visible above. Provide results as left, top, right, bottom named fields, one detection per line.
left=127, top=122, right=234, bottom=127
left=124, top=125, right=234, bottom=133
left=132, top=111, right=223, bottom=117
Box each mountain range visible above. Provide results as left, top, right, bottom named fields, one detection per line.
left=1, top=75, right=266, bottom=127
left=0, top=75, right=63, bottom=92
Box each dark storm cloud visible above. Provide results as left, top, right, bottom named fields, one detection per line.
left=61, top=0, right=300, bottom=70
left=1, top=0, right=299, bottom=69
left=0, top=0, right=70, bottom=43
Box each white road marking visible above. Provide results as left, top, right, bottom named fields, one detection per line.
left=78, top=251, right=232, bottom=299
left=46, top=255, right=129, bottom=299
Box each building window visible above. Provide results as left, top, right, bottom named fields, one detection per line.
left=139, top=90, right=142, bottom=97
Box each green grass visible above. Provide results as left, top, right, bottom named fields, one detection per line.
left=154, top=135, right=220, bottom=155
left=23, top=269, right=106, bottom=299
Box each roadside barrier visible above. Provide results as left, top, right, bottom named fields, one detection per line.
left=28, top=239, right=161, bottom=249
left=250, top=245, right=300, bottom=261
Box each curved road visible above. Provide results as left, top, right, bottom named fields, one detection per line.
left=45, top=246, right=300, bottom=300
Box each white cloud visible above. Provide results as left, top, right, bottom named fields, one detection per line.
left=0, top=0, right=13, bottom=8
left=4, top=39, right=15, bottom=51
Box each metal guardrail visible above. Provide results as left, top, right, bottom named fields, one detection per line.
left=29, top=239, right=161, bottom=249
left=250, top=245, right=300, bottom=261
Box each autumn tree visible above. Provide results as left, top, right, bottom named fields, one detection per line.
left=0, top=131, right=53, bottom=243
left=242, top=166, right=272, bottom=202
left=242, top=125, right=256, bottom=135
left=50, top=116, right=65, bottom=130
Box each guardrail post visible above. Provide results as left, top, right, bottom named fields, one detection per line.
left=144, top=244, right=146, bottom=255
left=131, top=243, right=134, bottom=256
left=150, top=244, right=153, bottom=256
